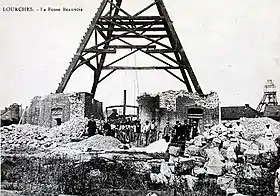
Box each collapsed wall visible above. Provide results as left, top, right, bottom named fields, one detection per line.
left=22, top=92, right=103, bottom=128
left=137, top=90, right=219, bottom=131
left=1, top=103, right=21, bottom=127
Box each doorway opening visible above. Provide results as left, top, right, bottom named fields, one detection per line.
left=55, top=118, right=62, bottom=126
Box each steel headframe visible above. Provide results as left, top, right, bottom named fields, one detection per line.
left=56, top=0, right=203, bottom=97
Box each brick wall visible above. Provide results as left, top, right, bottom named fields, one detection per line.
left=85, top=93, right=104, bottom=119
left=137, top=91, right=219, bottom=132
left=0, top=103, right=20, bottom=126
left=22, top=92, right=103, bottom=127
left=68, top=93, right=85, bottom=119
left=137, top=94, right=159, bottom=125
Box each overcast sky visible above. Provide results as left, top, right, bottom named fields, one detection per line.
left=0, top=0, right=280, bottom=110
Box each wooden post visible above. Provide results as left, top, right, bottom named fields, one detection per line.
left=123, top=90, right=126, bottom=121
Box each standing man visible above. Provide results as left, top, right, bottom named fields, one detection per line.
left=143, top=121, right=151, bottom=146
left=173, top=121, right=181, bottom=143
left=103, top=120, right=112, bottom=136
left=191, top=121, right=199, bottom=139
left=181, top=120, right=191, bottom=141
left=135, top=120, right=142, bottom=146
left=99, top=119, right=105, bottom=135
left=150, top=119, right=157, bottom=143
left=163, top=121, right=173, bottom=142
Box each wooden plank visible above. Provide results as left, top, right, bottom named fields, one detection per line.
left=112, top=34, right=168, bottom=38
left=91, top=0, right=123, bottom=97
left=103, top=66, right=181, bottom=70
left=134, top=2, right=157, bottom=16
left=98, top=20, right=164, bottom=25
left=100, top=16, right=164, bottom=20
left=83, top=48, right=116, bottom=53
left=106, top=105, right=138, bottom=109
left=146, top=49, right=178, bottom=53
left=164, top=69, right=186, bottom=84
left=100, top=27, right=166, bottom=31
left=79, top=56, right=96, bottom=71
left=108, top=45, right=156, bottom=49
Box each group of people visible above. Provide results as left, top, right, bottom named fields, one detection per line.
left=162, top=120, right=199, bottom=143
left=86, top=117, right=200, bottom=147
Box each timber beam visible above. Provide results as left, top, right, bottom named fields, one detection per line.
left=108, top=45, right=156, bottom=49
left=103, top=66, right=181, bottom=70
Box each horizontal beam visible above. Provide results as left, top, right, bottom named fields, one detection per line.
left=107, top=45, right=156, bottom=49
left=103, top=66, right=181, bottom=70
left=99, top=27, right=166, bottom=31
left=146, top=49, right=178, bottom=53
left=98, top=21, right=164, bottom=25
left=106, top=105, right=138, bottom=109
left=83, top=48, right=116, bottom=53
left=100, top=16, right=164, bottom=20
left=112, top=34, right=168, bottom=38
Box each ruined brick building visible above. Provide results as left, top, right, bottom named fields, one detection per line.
left=22, top=92, right=103, bottom=127
left=0, top=103, right=21, bottom=127
left=137, top=90, right=219, bottom=132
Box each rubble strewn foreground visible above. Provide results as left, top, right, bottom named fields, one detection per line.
left=51, top=134, right=122, bottom=156
left=1, top=117, right=279, bottom=155
left=1, top=117, right=280, bottom=196
left=0, top=117, right=88, bottom=154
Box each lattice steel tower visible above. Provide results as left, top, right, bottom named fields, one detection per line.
left=56, top=0, right=203, bottom=98
left=256, top=79, right=278, bottom=113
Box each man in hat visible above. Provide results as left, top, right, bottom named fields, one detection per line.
left=150, top=119, right=157, bottom=142
left=163, top=121, right=173, bottom=142
left=191, top=121, right=199, bottom=139
left=135, top=120, right=142, bottom=146
left=172, top=121, right=181, bottom=143
left=103, top=120, right=112, bottom=136
left=143, top=120, right=151, bottom=145
left=181, top=119, right=191, bottom=141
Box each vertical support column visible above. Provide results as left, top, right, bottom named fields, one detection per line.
left=137, top=107, right=139, bottom=119
left=123, top=90, right=127, bottom=121
left=91, top=0, right=123, bottom=98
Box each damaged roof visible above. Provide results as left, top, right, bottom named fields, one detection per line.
left=221, top=104, right=261, bottom=120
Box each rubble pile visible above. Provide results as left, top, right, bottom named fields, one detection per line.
left=236, top=117, right=280, bottom=140
left=160, top=118, right=280, bottom=195
left=0, top=117, right=88, bottom=153
left=144, top=139, right=169, bottom=153
left=67, top=134, right=122, bottom=151
left=130, top=139, right=169, bottom=154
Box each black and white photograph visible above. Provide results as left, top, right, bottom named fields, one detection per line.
left=0, top=0, right=280, bottom=195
